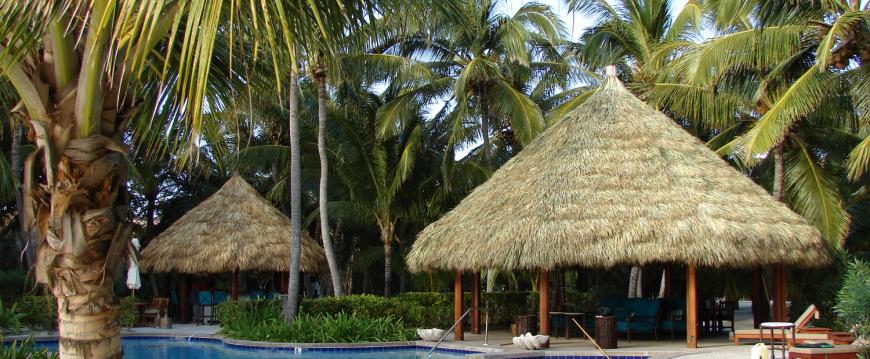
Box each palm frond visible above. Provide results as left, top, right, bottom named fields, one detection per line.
left=736, top=65, right=836, bottom=162
left=487, top=79, right=544, bottom=145
left=784, top=139, right=849, bottom=250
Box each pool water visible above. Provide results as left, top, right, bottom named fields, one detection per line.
left=29, top=338, right=466, bottom=358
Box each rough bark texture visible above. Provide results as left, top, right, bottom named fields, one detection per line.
left=284, top=73, right=303, bottom=321
left=315, top=66, right=343, bottom=296
left=380, top=221, right=394, bottom=297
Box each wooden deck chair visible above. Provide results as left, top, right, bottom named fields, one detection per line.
left=732, top=305, right=854, bottom=345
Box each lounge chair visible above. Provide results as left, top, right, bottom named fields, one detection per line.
left=141, top=297, right=169, bottom=326
left=732, top=304, right=854, bottom=345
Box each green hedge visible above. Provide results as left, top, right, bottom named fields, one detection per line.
left=301, top=292, right=537, bottom=329
left=216, top=300, right=413, bottom=343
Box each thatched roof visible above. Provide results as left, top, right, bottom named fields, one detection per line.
left=407, top=70, right=828, bottom=272
left=140, top=175, right=327, bottom=274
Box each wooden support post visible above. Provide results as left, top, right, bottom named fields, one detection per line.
left=454, top=271, right=464, bottom=341
left=179, top=274, right=191, bottom=323
left=471, top=272, right=481, bottom=334
left=231, top=269, right=239, bottom=301
left=773, top=264, right=788, bottom=322
left=686, top=264, right=698, bottom=349
left=539, top=270, right=550, bottom=336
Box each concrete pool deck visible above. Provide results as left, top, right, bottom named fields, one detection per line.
left=5, top=301, right=766, bottom=358
left=7, top=324, right=756, bottom=358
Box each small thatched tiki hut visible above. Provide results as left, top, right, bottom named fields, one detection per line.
left=407, top=67, right=828, bottom=347
left=140, top=175, right=327, bottom=305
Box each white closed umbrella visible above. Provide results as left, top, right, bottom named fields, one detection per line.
left=126, top=238, right=141, bottom=291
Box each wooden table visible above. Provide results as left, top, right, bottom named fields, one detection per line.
left=761, top=321, right=796, bottom=359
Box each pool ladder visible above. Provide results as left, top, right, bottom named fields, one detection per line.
left=427, top=308, right=472, bottom=357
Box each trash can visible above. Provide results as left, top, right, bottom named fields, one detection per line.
left=595, top=315, right=617, bottom=349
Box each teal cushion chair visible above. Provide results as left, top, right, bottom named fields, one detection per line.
left=658, top=298, right=686, bottom=340
left=616, top=298, right=663, bottom=341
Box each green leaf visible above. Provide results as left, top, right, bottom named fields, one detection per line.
left=487, top=80, right=544, bottom=145
left=737, top=65, right=836, bottom=163
left=784, top=139, right=849, bottom=250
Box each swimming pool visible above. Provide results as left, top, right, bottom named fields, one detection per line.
left=27, top=337, right=468, bottom=358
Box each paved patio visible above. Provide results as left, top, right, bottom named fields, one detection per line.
left=5, top=301, right=769, bottom=358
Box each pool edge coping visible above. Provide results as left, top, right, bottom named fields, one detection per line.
left=3, top=332, right=678, bottom=358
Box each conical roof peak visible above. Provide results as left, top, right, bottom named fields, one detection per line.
left=408, top=73, right=827, bottom=272
left=140, top=175, right=327, bottom=274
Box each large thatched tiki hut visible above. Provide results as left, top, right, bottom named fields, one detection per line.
left=407, top=67, right=828, bottom=347
left=140, top=175, right=327, bottom=308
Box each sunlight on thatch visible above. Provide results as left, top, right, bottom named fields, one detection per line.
left=407, top=70, right=828, bottom=273
left=140, top=175, right=327, bottom=274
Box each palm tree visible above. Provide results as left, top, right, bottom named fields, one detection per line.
left=0, top=1, right=380, bottom=355
left=569, top=0, right=702, bottom=84
left=312, top=52, right=344, bottom=296
left=645, top=0, right=862, bottom=248
left=643, top=0, right=865, bottom=324
left=378, top=0, right=565, bottom=168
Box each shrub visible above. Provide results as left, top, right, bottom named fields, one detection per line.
left=0, top=336, right=58, bottom=359
left=0, top=300, right=25, bottom=334
left=15, top=295, right=56, bottom=331
left=0, top=270, right=28, bottom=303
left=835, top=259, right=870, bottom=344
left=119, top=296, right=138, bottom=328
left=216, top=300, right=413, bottom=343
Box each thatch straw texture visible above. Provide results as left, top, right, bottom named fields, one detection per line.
left=140, top=175, right=327, bottom=274
left=407, top=72, right=828, bottom=273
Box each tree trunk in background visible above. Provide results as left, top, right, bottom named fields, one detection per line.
left=771, top=143, right=787, bottom=321
left=635, top=267, right=643, bottom=298
left=380, top=220, right=395, bottom=297
left=10, top=122, right=31, bottom=268
left=628, top=266, right=640, bottom=298
left=315, top=64, right=343, bottom=296
left=479, top=84, right=497, bottom=293
left=145, top=192, right=160, bottom=298
left=285, top=72, right=303, bottom=321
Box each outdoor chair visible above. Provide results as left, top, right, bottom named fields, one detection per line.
left=141, top=297, right=169, bottom=326
left=658, top=298, right=686, bottom=340
left=615, top=298, right=663, bottom=342
left=732, top=304, right=854, bottom=345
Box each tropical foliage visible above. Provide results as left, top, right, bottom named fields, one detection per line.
left=216, top=300, right=414, bottom=342
left=0, top=0, right=868, bottom=355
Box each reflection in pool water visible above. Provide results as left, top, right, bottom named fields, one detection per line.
left=28, top=338, right=467, bottom=359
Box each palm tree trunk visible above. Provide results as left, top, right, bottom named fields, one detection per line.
left=315, top=67, right=343, bottom=296
left=773, top=143, right=784, bottom=201
left=145, top=191, right=160, bottom=296
left=29, top=134, right=131, bottom=358
left=285, top=71, right=303, bottom=321
left=478, top=83, right=497, bottom=293
left=379, top=220, right=394, bottom=297
left=628, top=266, right=640, bottom=298
left=11, top=122, right=33, bottom=267
left=478, top=84, right=492, bottom=167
